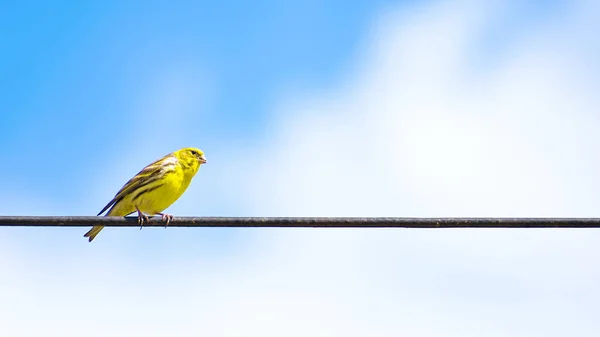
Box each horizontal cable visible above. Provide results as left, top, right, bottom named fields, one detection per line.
left=0, top=216, right=599, bottom=228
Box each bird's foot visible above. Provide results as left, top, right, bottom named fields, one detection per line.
left=157, top=213, right=174, bottom=228
left=136, top=207, right=149, bottom=230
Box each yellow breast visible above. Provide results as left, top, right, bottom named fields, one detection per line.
left=135, top=167, right=193, bottom=215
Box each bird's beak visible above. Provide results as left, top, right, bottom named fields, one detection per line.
left=199, top=157, right=207, bottom=164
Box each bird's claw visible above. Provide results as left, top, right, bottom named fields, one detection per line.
left=159, top=213, right=174, bottom=228
left=136, top=207, right=149, bottom=230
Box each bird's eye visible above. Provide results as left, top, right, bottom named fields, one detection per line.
left=191, top=150, right=197, bottom=155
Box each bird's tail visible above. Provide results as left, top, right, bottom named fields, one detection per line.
left=84, top=225, right=104, bottom=242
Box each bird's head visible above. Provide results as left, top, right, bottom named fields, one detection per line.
left=174, top=147, right=207, bottom=174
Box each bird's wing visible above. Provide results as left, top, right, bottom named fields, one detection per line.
left=97, top=154, right=178, bottom=216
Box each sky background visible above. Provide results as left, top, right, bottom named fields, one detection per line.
left=1, top=0, right=600, bottom=336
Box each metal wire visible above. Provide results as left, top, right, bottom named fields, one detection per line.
left=0, top=216, right=599, bottom=228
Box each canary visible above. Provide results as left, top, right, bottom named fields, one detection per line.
left=84, top=147, right=207, bottom=242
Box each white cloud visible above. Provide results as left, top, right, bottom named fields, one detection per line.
left=3, top=1, right=600, bottom=337
left=232, top=0, right=600, bottom=218
left=215, top=0, right=600, bottom=336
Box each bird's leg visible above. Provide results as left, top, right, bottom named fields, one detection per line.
left=157, top=212, right=174, bottom=228
left=136, top=206, right=149, bottom=230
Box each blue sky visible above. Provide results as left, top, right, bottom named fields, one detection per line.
left=1, top=0, right=388, bottom=152
left=1, top=0, right=402, bottom=221
left=2, top=0, right=600, bottom=336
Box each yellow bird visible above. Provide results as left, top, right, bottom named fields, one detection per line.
left=84, top=147, right=207, bottom=242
